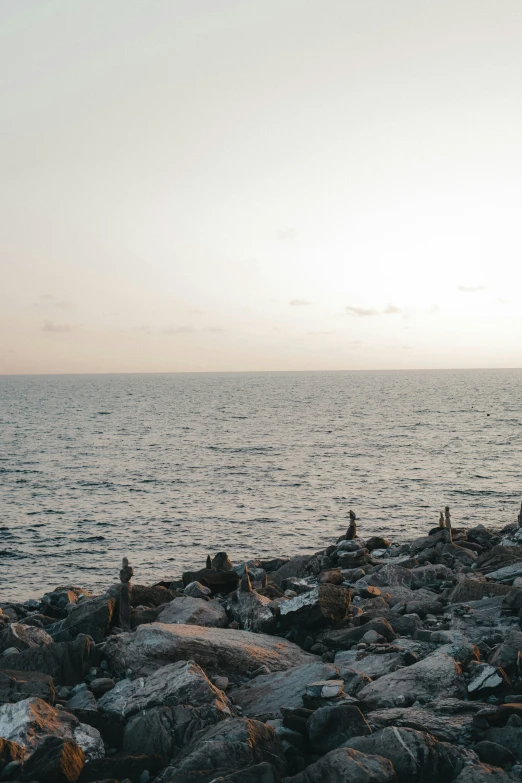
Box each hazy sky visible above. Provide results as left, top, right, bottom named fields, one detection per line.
left=2, top=0, right=522, bottom=373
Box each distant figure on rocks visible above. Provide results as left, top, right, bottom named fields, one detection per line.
left=444, top=506, right=453, bottom=543
left=119, top=557, right=133, bottom=631
left=347, top=510, right=357, bottom=540
left=518, top=502, right=522, bottom=528
left=439, top=512, right=446, bottom=528
left=206, top=555, right=212, bottom=569
left=240, top=564, right=252, bottom=592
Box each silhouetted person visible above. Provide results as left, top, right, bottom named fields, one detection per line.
left=444, top=506, right=452, bottom=543
left=347, top=510, right=357, bottom=540
left=206, top=555, right=212, bottom=569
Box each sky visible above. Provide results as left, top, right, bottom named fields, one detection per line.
left=1, top=0, right=522, bottom=374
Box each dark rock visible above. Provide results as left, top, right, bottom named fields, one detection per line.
left=319, top=618, right=397, bottom=650
left=489, top=630, right=522, bottom=674
left=0, top=669, right=56, bottom=705
left=67, top=686, right=98, bottom=712
left=468, top=664, right=511, bottom=699
left=78, top=754, right=164, bottom=783
left=182, top=569, right=240, bottom=595
left=453, top=763, right=513, bottom=782
left=477, top=546, right=522, bottom=574
left=229, top=589, right=275, bottom=634
left=89, top=678, right=115, bottom=697
left=130, top=584, right=176, bottom=607
left=281, top=746, right=396, bottom=782
left=366, top=537, right=391, bottom=552
left=19, top=736, right=85, bottom=783
left=318, top=569, right=343, bottom=585
left=0, top=737, right=25, bottom=772
left=448, top=580, right=511, bottom=604
left=366, top=565, right=414, bottom=588
left=270, top=556, right=324, bottom=587
left=345, top=726, right=478, bottom=783
left=47, top=596, right=115, bottom=644
left=213, top=761, right=281, bottom=782
left=367, top=698, right=484, bottom=743
left=212, top=552, right=234, bottom=571
left=307, top=704, right=371, bottom=754
left=131, top=606, right=159, bottom=628
left=154, top=718, right=287, bottom=783
left=474, top=740, right=516, bottom=767
left=335, top=650, right=412, bottom=681
left=0, top=623, right=53, bottom=653
left=4, top=635, right=95, bottom=685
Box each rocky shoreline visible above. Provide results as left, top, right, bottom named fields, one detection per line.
left=1, top=511, right=522, bottom=782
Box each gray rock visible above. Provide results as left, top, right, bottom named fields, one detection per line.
left=489, top=629, right=522, bottom=674
left=183, top=581, right=212, bottom=599
left=157, top=597, right=228, bottom=628
left=98, top=659, right=233, bottom=719
left=154, top=718, right=287, bottom=783
left=357, top=651, right=467, bottom=710
left=367, top=698, right=486, bottom=743
left=487, top=563, right=522, bottom=584
left=453, top=764, right=513, bottom=782
left=229, top=589, right=275, bottom=634
left=468, top=664, right=510, bottom=698
left=278, top=585, right=351, bottom=630
left=319, top=618, right=397, bottom=650
left=345, top=726, right=478, bottom=783
left=89, top=677, right=115, bottom=696
left=231, top=662, right=339, bottom=719
left=17, top=735, right=85, bottom=783
left=474, top=740, right=516, bottom=767
left=67, top=687, right=98, bottom=712
left=270, top=555, right=324, bottom=587
left=0, top=623, right=53, bottom=654
left=367, top=564, right=414, bottom=588
left=3, top=634, right=95, bottom=685
left=307, top=703, right=371, bottom=754
left=335, top=650, right=411, bottom=680
left=103, top=623, right=311, bottom=679
left=47, top=595, right=116, bottom=643
left=305, top=680, right=344, bottom=699
left=0, top=668, right=56, bottom=705
left=483, top=726, right=522, bottom=761
left=282, top=746, right=396, bottom=782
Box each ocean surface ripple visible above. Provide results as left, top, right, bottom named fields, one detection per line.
left=1, top=369, right=521, bottom=600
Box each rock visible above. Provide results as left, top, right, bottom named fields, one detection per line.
left=453, top=764, right=513, bottom=782
left=367, top=698, right=483, bottom=743
left=19, top=736, right=85, bottom=783
left=319, top=618, right=397, bottom=650
left=0, top=736, right=25, bottom=772
left=154, top=718, right=287, bottom=783
left=367, top=565, right=414, bottom=588
left=229, top=589, right=275, bottom=634
left=231, top=662, right=339, bottom=720
left=487, top=564, right=522, bottom=584
left=210, top=761, right=281, bottom=782
left=278, top=585, right=351, bottom=630
left=89, top=678, right=115, bottom=696
left=502, top=588, right=522, bottom=612
left=474, top=740, right=516, bottom=767
left=212, top=552, right=234, bottom=571
left=357, top=651, right=467, bottom=710
left=270, top=555, right=324, bottom=587
left=78, top=753, right=164, bottom=783
left=468, top=664, right=510, bottom=698
left=477, top=546, right=522, bottom=574
left=104, top=623, right=311, bottom=680
left=366, top=537, right=391, bottom=552
left=0, top=623, right=54, bottom=656
left=0, top=668, right=56, bottom=705
left=345, top=727, right=478, bottom=783
left=182, top=568, right=240, bottom=595
left=410, top=563, right=454, bottom=587
left=213, top=676, right=229, bottom=691
left=67, top=687, right=98, bottom=712
left=307, top=704, right=371, bottom=754
left=4, top=634, right=95, bottom=685
left=48, top=596, right=116, bottom=643
left=282, top=746, right=396, bottom=783
left=98, top=659, right=233, bottom=719
left=489, top=629, right=522, bottom=674
left=481, top=726, right=522, bottom=760
left=448, top=580, right=511, bottom=603
left=157, top=597, right=228, bottom=628
left=335, top=651, right=411, bottom=680
left=183, top=581, right=211, bottom=599
left=318, top=569, right=343, bottom=585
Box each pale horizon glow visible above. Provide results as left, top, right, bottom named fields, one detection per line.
left=1, top=0, right=522, bottom=374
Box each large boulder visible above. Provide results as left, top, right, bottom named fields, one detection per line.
left=345, top=727, right=478, bottom=783
left=155, top=718, right=287, bottom=782
left=270, top=555, right=324, bottom=587
left=78, top=753, right=164, bottom=782
left=489, top=629, right=522, bottom=674
left=182, top=568, right=240, bottom=595
left=447, top=580, right=511, bottom=604
left=453, top=764, right=513, bottom=783
left=335, top=650, right=413, bottom=681
left=19, top=736, right=85, bottom=783
left=157, top=597, right=228, bottom=628
left=47, top=595, right=115, bottom=643
left=0, top=736, right=25, bottom=773
left=319, top=618, right=397, bottom=650
left=278, top=585, right=350, bottom=630
left=98, top=659, right=233, bottom=719
left=228, top=590, right=275, bottom=634
left=307, top=703, right=371, bottom=754
left=0, top=668, right=56, bottom=705
left=130, top=584, right=176, bottom=607
left=366, top=565, right=414, bottom=588
left=356, top=652, right=466, bottom=710
left=366, top=698, right=486, bottom=744
left=231, top=662, right=339, bottom=720
left=4, top=634, right=95, bottom=685
left=103, top=623, right=311, bottom=678
left=282, top=746, right=396, bottom=782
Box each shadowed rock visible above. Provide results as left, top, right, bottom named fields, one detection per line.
left=157, top=596, right=228, bottom=628
left=283, top=747, right=396, bottom=783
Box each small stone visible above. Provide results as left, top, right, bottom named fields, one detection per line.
left=2, top=647, right=19, bottom=657
left=183, top=581, right=212, bottom=599
left=212, top=676, right=229, bottom=691
left=306, top=680, right=344, bottom=699
left=362, top=630, right=384, bottom=645
left=89, top=678, right=115, bottom=696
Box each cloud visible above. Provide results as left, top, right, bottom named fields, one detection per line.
left=32, top=294, right=73, bottom=310
left=345, top=304, right=403, bottom=317
left=457, top=285, right=486, bottom=292
left=307, top=330, right=334, bottom=335
left=42, top=320, right=72, bottom=333
left=163, top=326, right=195, bottom=335
left=290, top=299, right=312, bottom=306
left=276, top=228, right=295, bottom=240
left=203, top=327, right=225, bottom=334
left=345, top=306, right=380, bottom=317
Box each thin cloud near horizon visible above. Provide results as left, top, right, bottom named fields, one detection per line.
left=345, top=305, right=403, bottom=317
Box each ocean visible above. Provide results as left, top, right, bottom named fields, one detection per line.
left=0, top=369, right=521, bottom=601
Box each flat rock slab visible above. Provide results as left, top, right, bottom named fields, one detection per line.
left=3, top=634, right=95, bottom=685
left=335, top=651, right=408, bottom=680
left=98, top=659, right=232, bottom=718
left=231, top=662, right=339, bottom=720
left=367, top=698, right=486, bottom=743
left=103, top=622, right=311, bottom=678
left=357, top=651, right=467, bottom=710
left=157, top=597, right=228, bottom=628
